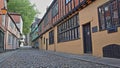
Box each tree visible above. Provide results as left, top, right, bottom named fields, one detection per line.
left=7, top=0, right=37, bottom=35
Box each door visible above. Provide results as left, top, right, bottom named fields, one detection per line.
left=0, top=31, right=4, bottom=52
left=83, top=23, right=92, bottom=54
left=46, top=39, right=48, bottom=50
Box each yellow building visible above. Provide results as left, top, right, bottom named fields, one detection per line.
left=35, top=0, right=120, bottom=59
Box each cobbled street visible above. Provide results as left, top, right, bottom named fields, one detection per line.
left=0, top=47, right=118, bottom=68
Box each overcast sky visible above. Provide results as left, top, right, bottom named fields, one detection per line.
left=29, top=0, right=52, bottom=18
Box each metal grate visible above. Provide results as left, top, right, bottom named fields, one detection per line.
left=103, top=44, right=120, bottom=59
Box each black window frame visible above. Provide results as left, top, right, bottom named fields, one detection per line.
left=49, top=30, right=54, bottom=45
left=52, top=1, right=58, bottom=17
left=98, top=0, right=120, bottom=31
left=44, top=15, right=49, bottom=26
left=57, top=14, right=80, bottom=43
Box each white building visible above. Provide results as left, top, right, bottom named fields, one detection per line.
left=10, top=13, right=24, bottom=47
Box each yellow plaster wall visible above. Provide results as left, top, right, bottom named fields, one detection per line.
left=92, top=28, right=120, bottom=57
left=39, top=0, right=120, bottom=57
left=79, top=0, right=120, bottom=57
left=56, top=39, right=83, bottom=55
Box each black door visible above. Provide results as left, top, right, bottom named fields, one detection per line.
left=0, top=31, right=4, bottom=52
left=83, top=23, right=92, bottom=54
left=46, top=39, right=48, bottom=50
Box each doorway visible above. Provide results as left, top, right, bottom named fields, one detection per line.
left=0, top=31, right=4, bottom=52
left=46, top=39, right=48, bottom=50
left=83, top=23, right=92, bottom=54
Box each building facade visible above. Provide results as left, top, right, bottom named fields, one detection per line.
left=5, top=14, right=20, bottom=50
left=34, top=0, right=120, bottom=59
left=0, top=0, right=8, bottom=52
left=30, top=18, right=41, bottom=48
left=10, top=13, right=24, bottom=47
left=0, top=0, right=21, bottom=51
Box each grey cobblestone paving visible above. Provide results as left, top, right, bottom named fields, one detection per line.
left=0, top=48, right=118, bottom=68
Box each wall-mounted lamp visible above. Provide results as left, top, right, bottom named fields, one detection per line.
left=1, top=7, right=7, bottom=15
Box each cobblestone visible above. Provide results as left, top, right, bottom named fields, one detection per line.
left=0, top=48, right=118, bottom=68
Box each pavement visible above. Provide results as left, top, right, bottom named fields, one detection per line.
left=0, top=46, right=119, bottom=68
left=0, top=50, right=17, bottom=64
left=47, top=50, right=120, bottom=68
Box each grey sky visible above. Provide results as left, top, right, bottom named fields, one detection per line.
left=29, top=0, right=52, bottom=18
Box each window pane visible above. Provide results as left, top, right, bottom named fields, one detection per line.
left=67, top=31, right=69, bottom=40
left=2, top=15, right=5, bottom=26
left=57, top=14, right=80, bottom=42
left=111, top=0, right=119, bottom=27
left=68, top=19, right=70, bottom=29
left=77, top=28, right=80, bottom=38
left=69, top=30, right=71, bottom=40
left=71, top=29, right=74, bottom=39
left=99, top=7, right=106, bottom=30
left=118, top=0, right=120, bottom=26
left=66, top=0, right=71, bottom=4
left=74, top=15, right=77, bottom=26
left=64, top=22, right=66, bottom=30
left=104, top=5, right=112, bottom=29
left=52, top=1, right=58, bottom=17
left=76, top=14, right=79, bottom=25
left=49, top=30, right=54, bottom=44
left=71, top=17, right=74, bottom=28
left=66, top=21, right=68, bottom=29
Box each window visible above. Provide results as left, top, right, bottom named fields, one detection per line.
left=44, top=37, right=45, bottom=44
left=4, top=0, right=7, bottom=8
left=104, top=5, right=112, bottom=29
left=57, top=14, right=80, bottom=43
left=2, top=15, right=5, bottom=26
left=39, top=23, right=42, bottom=32
left=119, top=0, right=120, bottom=16
left=49, top=30, right=54, bottom=44
left=52, top=1, right=58, bottom=17
left=12, top=35, right=14, bottom=46
left=44, top=15, right=49, bottom=26
left=10, top=19, right=14, bottom=29
left=8, top=34, right=12, bottom=45
left=98, top=0, right=120, bottom=31
left=98, top=7, right=106, bottom=30
left=111, top=0, right=119, bottom=27
left=66, top=0, right=71, bottom=4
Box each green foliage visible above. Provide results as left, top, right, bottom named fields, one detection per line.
left=7, top=0, right=37, bottom=35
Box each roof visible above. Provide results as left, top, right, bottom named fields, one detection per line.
left=31, top=18, right=41, bottom=28
left=9, top=13, right=21, bottom=23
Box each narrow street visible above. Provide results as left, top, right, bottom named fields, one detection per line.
left=0, top=47, right=117, bottom=68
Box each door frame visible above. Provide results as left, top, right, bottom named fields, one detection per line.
left=82, top=23, right=93, bottom=54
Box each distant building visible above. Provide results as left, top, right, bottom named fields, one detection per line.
left=10, top=13, right=24, bottom=47
left=30, top=18, right=41, bottom=48
left=5, top=13, right=21, bottom=50
left=10, top=13, right=23, bottom=33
